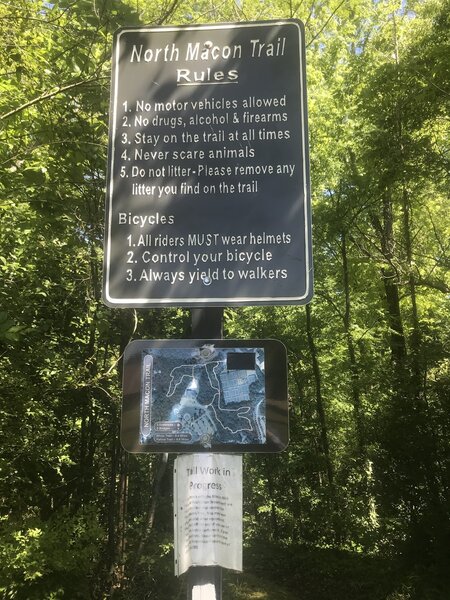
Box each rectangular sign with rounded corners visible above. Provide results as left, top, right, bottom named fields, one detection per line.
left=121, top=339, right=288, bottom=453
left=104, top=20, right=312, bottom=307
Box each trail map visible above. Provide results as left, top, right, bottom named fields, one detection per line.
left=140, top=345, right=266, bottom=447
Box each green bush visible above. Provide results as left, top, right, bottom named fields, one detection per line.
left=0, top=507, right=103, bottom=599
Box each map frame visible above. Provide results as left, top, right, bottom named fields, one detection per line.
left=121, top=339, right=288, bottom=453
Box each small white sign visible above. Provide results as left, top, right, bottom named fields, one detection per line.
left=174, top=453, right=242, bottom=576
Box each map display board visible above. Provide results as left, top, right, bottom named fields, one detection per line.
left=121, top=339, right=288, bottom=453
left=103, top=20, right=312, bottom=307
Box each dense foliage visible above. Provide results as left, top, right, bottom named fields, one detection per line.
left=1, top=0, right=449, bottom=598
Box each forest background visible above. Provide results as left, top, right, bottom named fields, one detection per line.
left=0, top=0, right=449, bottom=598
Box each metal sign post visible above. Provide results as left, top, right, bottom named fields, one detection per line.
left=188, top=307, right=224, bottom=600
left=103, top=18, right=313, bottom=599
left=187, top=567, right=222, bottom=600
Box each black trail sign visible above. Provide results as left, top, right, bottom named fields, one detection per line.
left=103, top=20, right=312, bottom=307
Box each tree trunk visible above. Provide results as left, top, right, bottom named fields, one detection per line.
left=264, top=458, right=280, bottom=541
left=134, top=453, right=169, bottom=567
left=370, top=194, right=407, bottom=365
left=341, top=231, right=366, bottom=456
left=305, top=304, right=334, bottom=488
left=109, top=448, right=129, bottom=596
left=106, top=414, right=120, bottom=572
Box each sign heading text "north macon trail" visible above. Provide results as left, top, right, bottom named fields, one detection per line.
left=103, top=20, right=312, bottom=307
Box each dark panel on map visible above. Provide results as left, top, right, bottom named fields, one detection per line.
left=227, top=352, right=255, bottom=371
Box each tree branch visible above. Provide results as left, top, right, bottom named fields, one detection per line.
left=306, top=0, right=347, bottom=48
left=0, top=75, right=106, bottom=121
left=414, top=277, right=450, bottom=294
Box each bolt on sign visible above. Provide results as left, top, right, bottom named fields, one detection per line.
left=103, top=20, right=313, bottom=307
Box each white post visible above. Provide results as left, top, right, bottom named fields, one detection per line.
left=187, top=566, right=222, bottom=600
